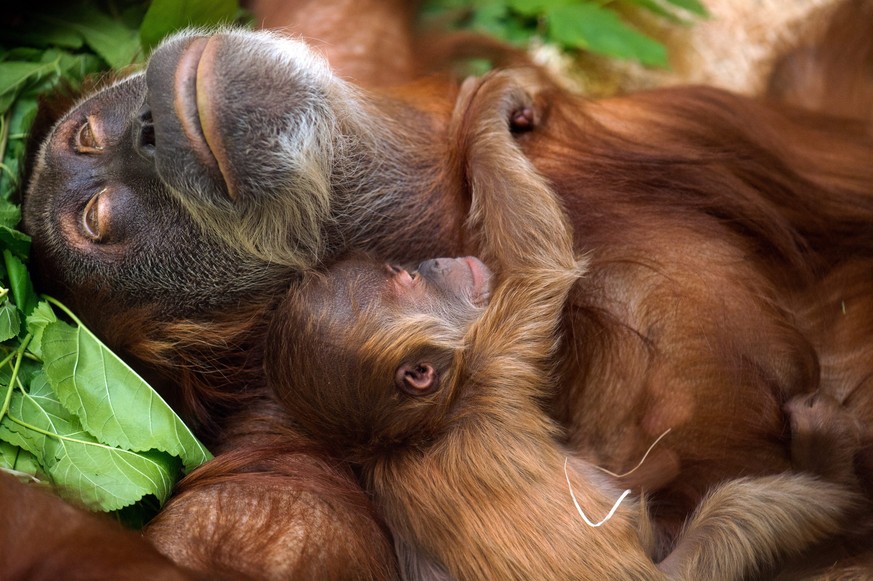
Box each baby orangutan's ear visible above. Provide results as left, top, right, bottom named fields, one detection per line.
left=395, top=363, right=439, bottom=396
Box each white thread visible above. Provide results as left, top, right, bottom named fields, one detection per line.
left=595, top=428, right=672, bottom=479
left=564, top=458, right=632, bottom=528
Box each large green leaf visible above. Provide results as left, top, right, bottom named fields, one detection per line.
left=39, top=5, right=142, bottom=69
left=0, top=374, right=178, bottom=510
left=141, top=0, right=240, bottom=51
left=0, top=61, right=58, bottom=102
left=547, top=3, right=668, bottom=67
left=24, top=300, right=57, bottom=360
left=3, top=249, right=37, bottom=316
left=0, top=228, right=31, bottom=261
left=41, top=318, right=211, bottom=472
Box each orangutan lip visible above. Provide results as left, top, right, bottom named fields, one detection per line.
left=174, top=37, right=237, bottom=200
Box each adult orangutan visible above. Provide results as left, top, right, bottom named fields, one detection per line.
left=9, top=0, right=873, bottom=577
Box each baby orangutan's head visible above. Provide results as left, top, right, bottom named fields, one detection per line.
left=266, top=254, right=492, bottom=459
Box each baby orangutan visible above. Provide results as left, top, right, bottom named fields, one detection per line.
left=266, top=72, right=859, bottom=580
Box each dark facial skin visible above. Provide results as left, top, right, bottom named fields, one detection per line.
left=22, top=32, right=322, bottom=321
left=22, top=30, right=457, bottom=325
left=143, top=31, right=338, bottom=208
left=23, top=73, right=285, bottom=321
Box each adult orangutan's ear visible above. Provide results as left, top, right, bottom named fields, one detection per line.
left=395, top=362, right=439, bottom=395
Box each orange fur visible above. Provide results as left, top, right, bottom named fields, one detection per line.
left=14, top=1, right=873, bottom=577
left=268, top=72, right=862, bottom=580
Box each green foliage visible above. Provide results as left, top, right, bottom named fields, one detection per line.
left=41, top=309, right=211, bottom=473
left=0, top=298, right=20, bottom=342
left=0, top=372, right=181, bottom=511
left=141, top=0, right=241, bottom=51
left=0, top=0, right=239, bottom=524
left=423, top=0, right=707, bottom=67
left=37, top=4, right=143, bottom=69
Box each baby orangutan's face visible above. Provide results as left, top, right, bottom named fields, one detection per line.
left=271, top=254, right=494, bottom=455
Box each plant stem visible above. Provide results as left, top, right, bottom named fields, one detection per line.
left=0, top=334, right=32, bottom=423
left=0, top=111, right=9, bottom=166
left=43, top=295, right=84, bottom=327
left=5, top=412, right=143, bottom=454
left=0, top=343, right=40, bottom=361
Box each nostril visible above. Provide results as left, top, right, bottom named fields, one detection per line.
left=136, top=106, right=156, bottom=157
left=140, top=119, right=155, bottom=147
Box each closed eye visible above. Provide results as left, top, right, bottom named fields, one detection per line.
left=385, top=263, right=417, bottom=287
left=81, top=188, right=108, bottom=242
left=75, top=116, right=103, bottom=153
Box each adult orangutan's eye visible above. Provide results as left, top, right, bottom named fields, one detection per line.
left=81, top=188, right=109, bottom=242
left=75, top=116, right=103, bottom=153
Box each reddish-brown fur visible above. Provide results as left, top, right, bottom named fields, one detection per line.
left=540, top=82, right=873, bottom=545
left=266, top=71, right=863, bottom=580
left=0, top=473, right=199, bottom=580
left=9, top=0, right=873, bottom=578
left=145, top=436, right=399, bottom=580
left=247, top=0, right=426, bottom=87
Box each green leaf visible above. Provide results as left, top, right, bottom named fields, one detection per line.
left=622, top=0, right=686, bottom=24
left=52, top=51, right=105, bottom=85
left=0, top=61, right=58, bottom=102
left=0, top=357, right=39, bottom=400
left=507, top=0, right=571, bottom=17
left=25, top=300, right=58, bottom=360
left=3, top=249, right=37, bottom=316
left=0, top=48, right=45, bottom=62
left=40, top=5, right=142, bottom=69
left=2, top=96, right=39, bottom=202
left=141, top=0, right=239, bottom=52
left=0, top=374, right=179, bottom=510
left=0, top=440, right=18, bottom=467
left=41, top=318, right=212, bottom=473
left=546, top=3, right=668, bottom=67
left=0, top=227, right=31, bottom=260
left=0, top=300, right=21, bottom=342
left=470, top=3, right=512, bottom=37
left=0, top=205, right=21, bottom=229
left=662, top=0, right=708, bottom=17
left=0, top=439, right=44, bottom=480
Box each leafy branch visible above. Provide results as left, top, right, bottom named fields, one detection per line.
left=424, top=0, right=708, bottom=68
left=0, top=0, right=245, bottom=524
